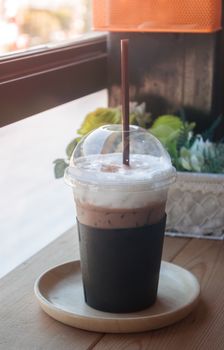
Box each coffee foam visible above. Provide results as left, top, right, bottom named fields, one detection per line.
left=70, top=154, right=174, bottom=185
left=66, top=153, right=175, bottom=209
left=74, top=186, right=167, bottom=210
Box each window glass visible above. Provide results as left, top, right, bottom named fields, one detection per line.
left=0, top=0, right=91, bottom=54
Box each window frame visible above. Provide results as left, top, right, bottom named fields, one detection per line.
left=0, top=33, right=107, bottom=127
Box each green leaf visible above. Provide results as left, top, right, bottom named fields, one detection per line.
left=66, top=138, right=80, bottom=158
left=151, top=115, right=183, bottom=131
left=180, top=147, right=190, bottom=158
left=180, top=158, right=192, bottom=171
left=166, top=140, right=179, bottom=169
left=149, top=115, right=196, bottom=171
left=190, top=154, right=203, bottom=172
left=53, top=159, right=68, bottom=179
left=202, top=114, right=223, bottom=141
left=129, top=102, right=152, bottom=128
left=149, top=115, right=184, bottom=149
left=130, top=112, right=152, bottom=128
left=202, top=143, right=224, bottom=173
left=177, top=123, right=195, bottom=151
left=150, top=125, right=179, bottom=146
left=77, top=107, right=121, bottom=136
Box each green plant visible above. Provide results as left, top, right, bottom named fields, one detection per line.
left=149, top=115, right=196, bottom=168
left=53, top=104, right=224, bottom=178
left=178, top=137, right=224, bottom=173
left=53, top=102, right=151, bottom=178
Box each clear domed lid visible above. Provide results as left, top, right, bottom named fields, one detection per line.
left=65, top=124, right=176, bottom=190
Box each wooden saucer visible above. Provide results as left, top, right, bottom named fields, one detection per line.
left=34, top=260, right=200, bottom=333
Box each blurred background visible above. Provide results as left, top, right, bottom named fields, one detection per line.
left=0, top=0, right=91, bottom=54
left=0, top=0, right=99, bottom=278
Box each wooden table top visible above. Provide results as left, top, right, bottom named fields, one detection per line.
left=1, top=227, right=223, bottom=350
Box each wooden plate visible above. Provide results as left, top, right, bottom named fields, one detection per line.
left=34, top=261, right=200, bottom=333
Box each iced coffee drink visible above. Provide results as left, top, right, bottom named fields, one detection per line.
left=75, top=154, right=168, bottom=228
left=65, top=125, right=176, bottom=313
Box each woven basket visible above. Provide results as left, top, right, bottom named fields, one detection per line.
left=166, top=172, right=224, bottom=239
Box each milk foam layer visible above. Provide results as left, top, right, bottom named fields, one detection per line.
left=66, top=153, right=175, bottom=209
left=74, top=184, right=167, bottom=209
left=71, top=153, right=174, bottom=186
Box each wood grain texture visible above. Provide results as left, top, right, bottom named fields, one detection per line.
left=0, top=226, right=189, bottom=350
left=162, top=236, right=189, bottom=262
left=35, top=261, right=199, bottom=333
left=0, top=227, right=102, bottom=350
left=93, top=239, right=224, bottom=350
left=107, top=32, right=224, bottom=135
left=2, top=226, right=222, bottom=350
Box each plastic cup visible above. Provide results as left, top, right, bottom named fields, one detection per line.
left=65, top=124, right=176, bottom=313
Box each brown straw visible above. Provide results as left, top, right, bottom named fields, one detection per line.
left=121, top=39, right=130, bottom=166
